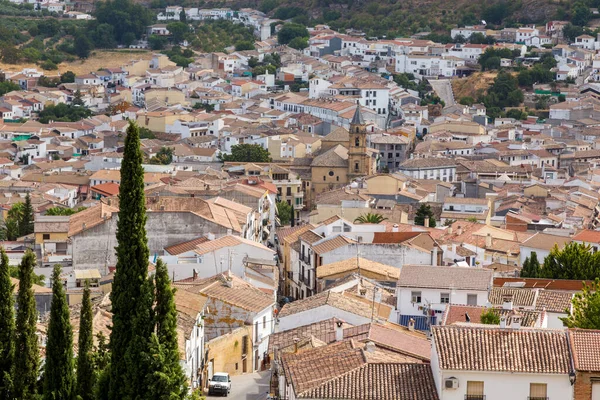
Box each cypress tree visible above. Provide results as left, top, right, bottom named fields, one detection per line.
left=44, top=265, right=75, bottom=400
left=76, top=280, right=94, bottom=400
left=149, top=259, right=187, bottom=398
left=0, top=248, right=14, bottom=398
left=20, top=193, right=34, bottom=237
left=108, top=121, right=151, bottom=400
left=125, top=277, right=154, bottom=399
left=13, top=250, right=40, bottom=399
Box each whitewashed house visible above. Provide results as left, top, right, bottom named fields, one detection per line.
left=431, top=325, right=574, bottom=400
left=395, top=265, right=493, bottom=330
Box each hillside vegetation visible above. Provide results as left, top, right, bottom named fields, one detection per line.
left=198, top=0, right=565, bottom=37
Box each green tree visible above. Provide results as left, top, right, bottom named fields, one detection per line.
left=276, top=201, right=292, bottom=225
left=61, top=71, right=76, bottom=83
left=149, top=259, right=187, bottom=398
left=76, top=280, right=94, bottom=400
left=13, top=251, right=40, bottom=399
left=108, top=121, right=152, bottom=400
left=149, top=147, right=174, bottom=165
left=235, top=41, right=255, bottom=51
left=149, top=35, right=167, bottom=50
left=0, top=81, right=20, bottom=96
left=480, top=308, right=501, bottom=325
left=354, top=213, right=388, bottom=224
left=44, top=265, right=75, bottom=400
left=1, top=217, right=19, bottom=241
left=219, top=144, right=272, bottom=162
left=572, top=2, right=591, bottom=26
left=414, top=204, right=436, bottom=227
left=45, top=206, right=86, bottom=216
left=167, top=22, right=190, bottom=43
left=288, top=37, right=308, bottom=50
left=541, top=242, right=600, bottom=280
left=73, top=89, right=85, bottom=106
left=74, top=34, right=92, bottom=59
left=0, top=248, right=14, bottom=399
left=277, top=23, right=309, bottom=45
left=562, top=279, right=600, bottom=329
left=20, top=193, right=34, bottom=237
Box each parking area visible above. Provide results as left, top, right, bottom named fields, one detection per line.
left=207, top=371, right=271, bottom=399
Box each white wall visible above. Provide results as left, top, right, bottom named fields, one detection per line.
left=252, top=306, right=274, bottom=371
left=519, top=246, right=551, bottom=265
left=277, top=304, right=371, bottom=332
left=437, top=369, right=572, bottom=400
left=397, top=287, right=489, bottom=316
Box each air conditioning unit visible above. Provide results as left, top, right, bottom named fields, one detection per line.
left=444, top=377, right=459, bottom=389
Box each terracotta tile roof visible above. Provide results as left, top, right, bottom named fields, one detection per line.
left=281, top=341, right=365, bottom=396
left=278, top=290, right=391, bottom=321
left=90, top=182, right=120, bottom=197
left=535, top=290, right=573, bottom=313
left=569, top=329, right=600, bottom=372
left=164, top=236, right=209, bottom=255
left=182, top=274, right=274, bottom=313
left=278, top=224, right=316, bottom=245
left=397, top=265, right=493, bottom=291
left=355, top=323, right=430, bottom=360
left=521, top=232, right=572, bottom=251
left=298, top=230, right=323, bottom=244
left=316, top=257, right=400, bottom=280
left=267, top=318, right=342, bottom=354
left=440, top=304, right=541, bottom=327
left=573, top=229, right=600, bottom=243
left=298, top=363, right=439, bottom=400
left=312, top=235, right=356, bottom=254
left=68, top=202, right=118, bottom=237
left=494, top=277, right=593, bottom=291
left=432, top=325, right=571, bottom=374
left=310, top=144, right=349, bottom=168
left=371, top=231, right=422, bottom=244
left=489, top=287, right=537, bottom=308
left=193, top=235, right=273, bottom=256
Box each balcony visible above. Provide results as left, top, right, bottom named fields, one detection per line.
left=465, top=396, right=485, bottom=400
left=302, top=276, right=311, bottom=287
left=293, top=191, right=304, bottom=198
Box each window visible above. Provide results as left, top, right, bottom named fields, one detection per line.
left=466, top=381, right=484, bottom=400
left=411, top=291, right=422, bottom=303
left=529, top=383, right=547, bottom=400
left=286, top=187, right=291, bottom=196
left=336, top=176, right=339, bottom=181
left=355, top=137, right=360, bottom=146
left=328, top=170, right=334, bottom=176
left=242, top=335, right=248, bottom=355
left=440, top=293, right=450, bottom=304
left=43, top=234, right=50, bottom=240
left=263, top=316, right=266, bottom=329
left=467, top=294, right=477, bottom=306
left=355, top=162, right=359, bottom=171
left=323, top=176, right=326, bottom=181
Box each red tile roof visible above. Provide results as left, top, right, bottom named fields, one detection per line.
left=90, top=182, right=120, bottom=197
left=371, top=231, right=422, bottom=244
left=573, top=229, right=600, bottom=243
left=569, top=329, right=600, bottom=372
left=494, top=277, right=593, bottom=291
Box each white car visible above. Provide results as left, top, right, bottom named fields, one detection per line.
left=208, top=372, right=231, bottom=397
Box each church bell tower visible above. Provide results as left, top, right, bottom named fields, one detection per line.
left=348, top=105, right=370, bottom=179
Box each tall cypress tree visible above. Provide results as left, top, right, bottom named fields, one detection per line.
left=0, top=248, right=14, bottom=399
left=13, top=250, right=40, bottom=399
left=20, top=193, right=34, bottom=237
left=149, top=259, right=187, bottom=398
left=108, top=121, right=151, bottom=400
left=76, top=280, right=94, bottom=400
left=44, top=265, right=75, bottom=400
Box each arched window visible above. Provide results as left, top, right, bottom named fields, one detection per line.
left=354, top=162, right=359, bottom=171
left=355, top=137, right=360, bottom=147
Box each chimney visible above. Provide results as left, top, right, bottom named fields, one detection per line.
left=408, top=318, right=415, bottom=331
left=457, top=226, right=462, bottom=236
left=485, top=233, right=492, bottom=248
left=500, top=315, right=507, bottom=329
left=193, top=268, right=198, bottom=281
left=207, top=232, right=215, bottom=241
left=431, top=246, right=438, bottom=267
left=293, top=337, right=300, bottom=353
left=448, top=225, right=453, bottom=235
left=452, top=243, right=457, bottom=255
left=424, top=217, right=430, bottom=227
left=365, top=341, right=376, bottom=353
left=392, top=224, right=399, bottom=232
left=510, top=312, right=522, bottom=329
left=335, top=321, right=343, bottom=341
left=502, top=294, right=514, bottom=310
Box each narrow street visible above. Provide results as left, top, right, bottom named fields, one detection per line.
left=429, top=79, right=456, bottom=107
left=207, top=371, right=271, bottom=400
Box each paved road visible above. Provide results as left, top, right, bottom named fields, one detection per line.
left=207, top=371, right=271, bottom=400
left=429, top=79, right=455, bottom=107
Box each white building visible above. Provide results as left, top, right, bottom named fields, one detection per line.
left=395, top=265, right=493, bottom=329
left=398, top=158, right=457, bottom=182
left=431, top=325, right=574, bottom=400
left=395, top=54, right=465, bottom=79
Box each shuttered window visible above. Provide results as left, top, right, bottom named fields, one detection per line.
left=530, top=383, right=547, bottom=399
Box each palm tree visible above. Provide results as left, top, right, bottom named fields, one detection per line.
left=354, top=213, right=387, bottom=224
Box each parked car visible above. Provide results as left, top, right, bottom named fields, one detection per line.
left=208, top=372, right=231, bottom=397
